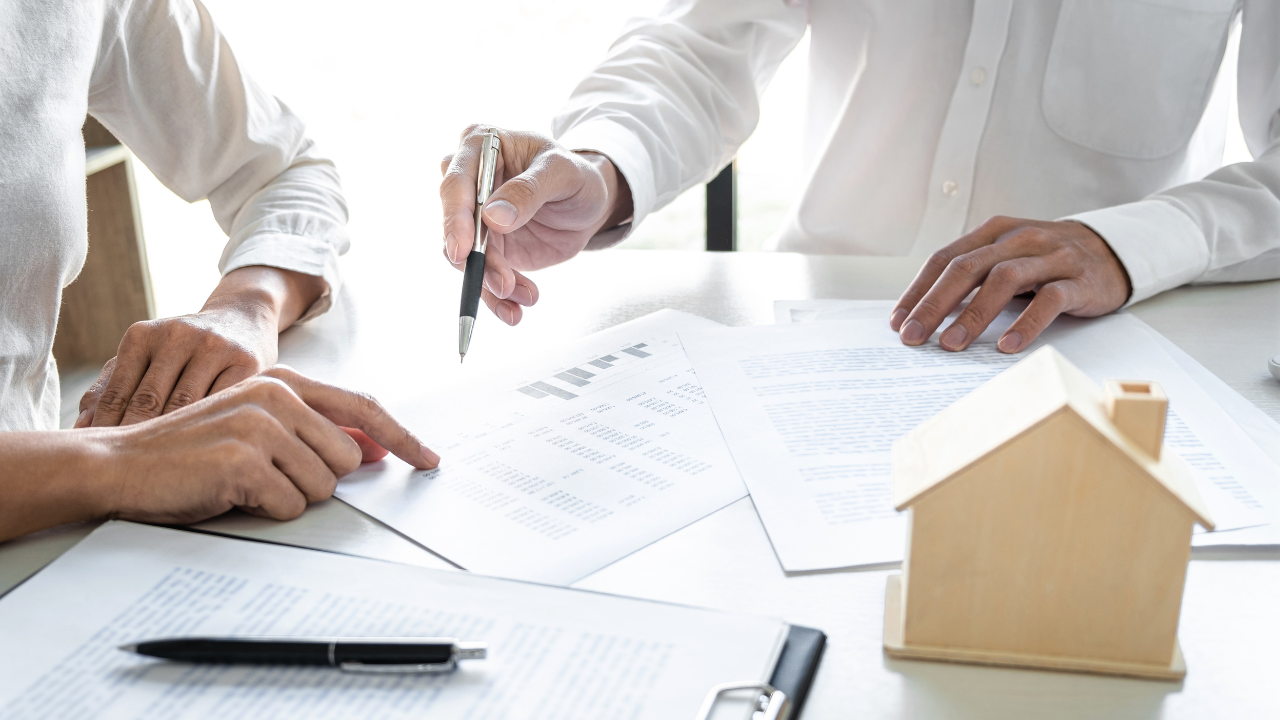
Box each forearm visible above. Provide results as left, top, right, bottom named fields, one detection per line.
left=552, top=0, right=805, bottom=227
left=202, top=266, right=327, bottom=333
left=0, top=430, right=118, bottom=542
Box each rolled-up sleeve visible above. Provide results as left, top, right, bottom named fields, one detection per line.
left=87, top=0, right=347, bottom=321
left=1065, top=1, right=1280, bottom=305
left=552, top=0, right=807, bottom=240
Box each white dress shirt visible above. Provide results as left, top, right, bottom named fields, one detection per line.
left=554, top=0, right=1280, bottom=306
left=0, top=0, right=349, bottom=431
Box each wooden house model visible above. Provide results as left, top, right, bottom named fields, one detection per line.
left=882, top=346, right=1213, bottom=680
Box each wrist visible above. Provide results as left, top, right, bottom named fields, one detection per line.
left=203, top=266, right=326, bottom=332
left=578, top=152, right=633, bottom=235
left=80, top=429, right=128, bottom=520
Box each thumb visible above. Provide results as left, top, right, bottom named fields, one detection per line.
left=482, top=154, right=583, bottom=235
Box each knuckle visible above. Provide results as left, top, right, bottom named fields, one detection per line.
left=165, top=388, right=199, bottom=411
left=243, top=376, right=293, bottom=404
left=334, top=448, right=361, bottom=479
left=1012, top=226, right=1050, bottom=246
left=119, top=321, right=155, bottom=350
left=500, top=174, right=540, bottom=204
left=352, top=390, right=387, bottom=419
left=1037, top=283, right=1068, bottom=306
left=987, top=262, right=1021, bottom=287
left=982, top=215, right=1014, bottom=231
left=126, top=389, right=166, bottom=416
left=923, top=251, right=953, bottom=275
left=224, top=441, right=259, bottom=470
left=947, top=253, right=985, bottom=279
left=95, top=387, right=131, bottom=415
left=261, top=364, right=298, bottom=384
left=439, top=171, right=464, bottom=198
left=913, top=297, right=947, bottom=319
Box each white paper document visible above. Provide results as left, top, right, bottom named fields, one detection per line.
left=682, top=306, right=1280, bottom=572
left=337, top=310, right=747, bottom=585
left=0, top=522, right=787, bottom=720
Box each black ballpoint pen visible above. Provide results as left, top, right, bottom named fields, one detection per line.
left=459, top=127, right=502, bottom=363
left=119, top=636, right=488, bottom=674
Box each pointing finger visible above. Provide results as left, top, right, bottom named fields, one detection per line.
left=262, top=366, right=439, bottom=470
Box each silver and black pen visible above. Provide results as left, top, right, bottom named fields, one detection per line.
left=120, top=636, right=488, bottom=674
left=458, top=127, right=502, bottom=363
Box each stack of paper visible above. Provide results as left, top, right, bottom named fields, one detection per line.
left=679, top=301, right=1280, bottom=573
left=0, top=522, right=786, bottom=720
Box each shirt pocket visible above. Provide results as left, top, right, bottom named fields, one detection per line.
left=1041, top=0, right=1236, bottom=160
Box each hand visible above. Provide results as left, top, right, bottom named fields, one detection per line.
left=440, top=125, right=633, bottom=325
left=889, top=217, right=1132, bottom=353
left=102, top=366, right=440, bottom=525
left=79, top=266, right=325, bottom=428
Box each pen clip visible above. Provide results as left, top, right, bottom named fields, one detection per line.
left=339, top=659, right=457, bottom=674
left=473, top=127, right=502, bottom=254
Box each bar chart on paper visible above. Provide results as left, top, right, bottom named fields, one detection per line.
left=516, top=344, right=654, bottom=400
left=337, top=311, right=748, bottom=584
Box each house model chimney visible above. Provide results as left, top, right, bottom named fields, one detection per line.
left=1102, top=380, right=1168, bottom=460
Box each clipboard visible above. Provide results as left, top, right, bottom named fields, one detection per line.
left=696, top=624, right=827, bottom=720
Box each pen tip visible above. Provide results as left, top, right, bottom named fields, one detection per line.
left=460, top=354, right=465, bottom=364
left=118, top=644, right=137, bottom=653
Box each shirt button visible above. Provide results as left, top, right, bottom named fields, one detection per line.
left=970, top=67, right=987, bottom=86
left=942, top=180, right=959, bottom=197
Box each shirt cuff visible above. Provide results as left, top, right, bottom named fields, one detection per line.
left=1061, top=200, right=1210, bottom=306
left=219, top=232, right=342, bottom=324
left=556, top=120, right=656, bottom=241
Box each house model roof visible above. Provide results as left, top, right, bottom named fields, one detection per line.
left=891, top=346, right=1214, bottom=529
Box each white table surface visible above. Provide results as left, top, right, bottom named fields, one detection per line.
left=3, top=249, right=1278, bottom=718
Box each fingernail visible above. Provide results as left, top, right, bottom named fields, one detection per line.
left=420, top=444, right=440, bottom=468
left=999, top=331, right=1023, bottom=353
left=496, top=304, right=514, bottom=325
left=940, top=324, right=967, bottom=350
left=75, top=409, right=92, bottom=427
left=890, top=309, right=908, bottom=331
left=486, top=200, right=517, bottom=226
left=484, top=269, right=504, bottom=297
left=444, top=232, right=455, bottom=257
left=900, top=319, right=925, bottom=345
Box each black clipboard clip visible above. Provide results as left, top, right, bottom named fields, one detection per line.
left=695, top=681, right=790, bottom=720
left=696, top=624, right=826, bottom=720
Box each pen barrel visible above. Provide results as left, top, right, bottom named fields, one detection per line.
left=333, top=643, right=454, bottom=665
left=137, top=639, right=331, bottom=665
left=460, top=250, right=486, bottom=319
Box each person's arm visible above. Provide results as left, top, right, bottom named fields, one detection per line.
left=439, top=0, right=807, bottom=325
left=2, top=367, right=439, bottom=543
left=80, top=0, right=349, bottom=425
left=891, top=4, right=1280, bottom=353
left=1063, top=2, right=1280, bottom=298
left=552, top=0, right=807, bottom=241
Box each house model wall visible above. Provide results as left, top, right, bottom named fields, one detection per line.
left=882, top=347, right=1213, bottom=680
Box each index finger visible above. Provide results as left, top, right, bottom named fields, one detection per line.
left=262, top=366, right=439, bottom=470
